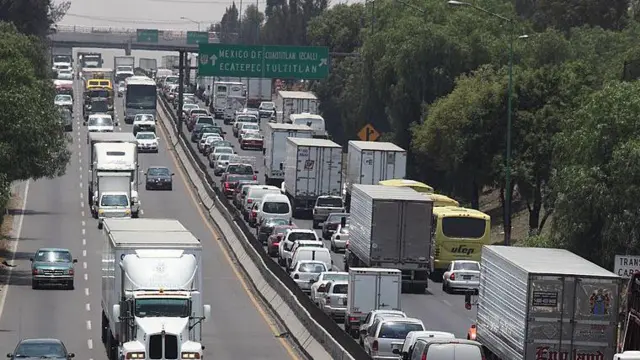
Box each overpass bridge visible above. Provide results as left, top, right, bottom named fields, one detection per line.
left=48, top=25, right=221, bottom=53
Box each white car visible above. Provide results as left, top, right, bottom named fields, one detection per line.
left=318, top=281, right=349, bottom=319
left=330, top=223, right=349, bottom=252
left=212, top=146, right=234, bottom=158
left=133, top=114, right=156, bottom=135
left=359, top=310, right=408, bottom=346
left=310, top=271, right=348, bottom=305
left=211, top=153, right=232, bottom=175
left=442, top=260, right=481, bottom=294
left=57, top=69, right=73, bottom=80
left=54, top=94, right=73, bottom=109
left=239, top=123, right=260, bottom=139
left=278, top=229, right=319, bottom=267
left=86, top=114, right=114, bottom=133
left=289, top=260, right=327, bottom=291
left=135, top=132, right=159, bottom=153
left=198, top=134, right=223, bottom=152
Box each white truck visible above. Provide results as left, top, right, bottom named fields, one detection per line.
left=114, top=56, right=135, bottom=83
left=275, top=91, right=319, bottom=123
left=345, top=141, right=407, bottom=211
left=90, top=140, right=140, bottom=218
left=101, top=218, right=211, bottom=360
left=242, top=78, right=272, bottom=108
left=264, top=123, right=313, bottom=186
left=211, top=81, right=245, bottom=121
left=288, top=113, right=327, bottom=138
left=345, top=184, right=434, bottom=294
left=284, top=138, right=343, bottom=216
left=92, top=172, right=133, bottom=228
left=345, top=268, right=402, bottom=338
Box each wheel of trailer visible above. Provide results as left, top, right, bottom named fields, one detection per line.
left=31, top=280, right=38, bottom=290
left=88, top=190, right=93, bottom=206
left=101, top=312, right=107, bottom=344
left=442, top=281, right=448, bottom=293
left=312, top=220, right=319, bottom=229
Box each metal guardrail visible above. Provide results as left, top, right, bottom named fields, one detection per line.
left=52, top=25, right=221, bottom=41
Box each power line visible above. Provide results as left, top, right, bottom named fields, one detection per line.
left=64, top=13, right=207, bottom=24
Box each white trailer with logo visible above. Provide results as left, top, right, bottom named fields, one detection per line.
left=101, top=218, right=211, bottom=360
left=264, top=123, right=313, bottom=186
left=211, top=81, right=245, bottom=121
left=284, top=138, right=342, bottom=216
left=275, top=91, right=319, bottom=123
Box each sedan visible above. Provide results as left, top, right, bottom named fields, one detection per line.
left=204, top=140, right=233, bottom=156
left=442, top=260, right=481, bottom=294
left=240, top=132, right=263, bottom=150
left=330, top=223, right=349, bottom=252
left=239, top=123, right=260, bottom=139
left=136, top=132, right=159, bottom=153
left=7, top=338, right=75, bottom=360
left=30, top=248, right=77, bottom=289
left=256, top=218, right=290, bottom=244
left=322, top=213, right=349, bottom=239
left=145, top=166, right=174, bottom=190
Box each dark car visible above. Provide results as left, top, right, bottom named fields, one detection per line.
left=59, top=108, right=73, bottom=132
left=267, top=225, right=297, bottom=257
left=221, top=174, right=247, bottom=197
left=7, top=338, right=75, bottom=360
left=257, top=218, right=291, bottom=244
left=322, top=213, right=349, bottom=239
left=30, top=248, right=77, bottom=289
left=145, top=166, right=174, bottom=190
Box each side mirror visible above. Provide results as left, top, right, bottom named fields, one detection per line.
left=68, top=354, right=75, bottom=358
left=254, top=170, right=259, bottom=174
left=171, top=173, right=175, bottom=176
left=360, top=329, right=367, bottom=335
left=392, top=349, right=400, bottom=355
left=73, top=259, right=78, bottom=263
left=112, top=304, right=121, bottom=320
left=309, top=279, right=316, bottom=284
left=30, top=258, right=34, bottom=262
left=7, top=353, right=13, bottom=358
left=203, top=304, right=211, bottom=322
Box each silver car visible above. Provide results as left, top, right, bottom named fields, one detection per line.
left=318, top=281, right=348, bottom=319
left=362, top=317, right=425, bottom=360
left=442, top=260, right=480, bottom=294
left=290, top=260, right=327, bottom=292
left=330, top=223, right=349, bottom=252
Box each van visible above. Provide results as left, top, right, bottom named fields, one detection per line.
left=412, top=339, right=484, bottom=360
left=396, top=331, right=455, bottom=360
left=243, top=186, right=280, bottom=219
left=615, top=352, right=640, bottom=360
left=289, top=247, right=331, bottom=271
left=258, top=193, right=292, bottom=224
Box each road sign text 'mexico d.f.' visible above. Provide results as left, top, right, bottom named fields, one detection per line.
left=198, top=44, right=329, bottom=79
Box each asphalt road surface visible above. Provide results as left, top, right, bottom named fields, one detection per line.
left=0, top=81, right=303, bottom=360
left=166, top=96, right=479, bottom=339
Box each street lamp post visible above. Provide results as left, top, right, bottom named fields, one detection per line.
left=180, top=16, right=202, bottom=31
left=447, top=0, right=514, bottom=246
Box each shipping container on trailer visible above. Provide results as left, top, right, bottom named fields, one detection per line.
left=275, top=90, right=319, bottom=122
left=264, top=123, right=313, bottom=186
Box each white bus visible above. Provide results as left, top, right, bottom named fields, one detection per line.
left=124, top=76, right=157, bottom=124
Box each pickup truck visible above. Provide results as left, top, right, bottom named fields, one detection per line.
left=312, top=195, right=345, bottom=228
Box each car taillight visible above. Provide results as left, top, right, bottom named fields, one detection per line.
left=421, top=354, right=426, bottom=360
left=293, top=274, right=299, bottom=279
left=273, top=242, right=279, bottom=246
left=372, top=340, right=378, bottom=352
left=68, top=269, right=74, bottom=275
left=450, top=273, right=455, bottom=280
left=224, top=182, right=230, bottom=188
left=253, top=175, right=257, bottom=180
left=349, top=316, right=358, bottom=322
left=247, top=199, right=253, bottom=203
left=32, top=269, right=39, bottom=275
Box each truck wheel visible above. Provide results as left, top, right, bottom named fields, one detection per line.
left=413, top=284, right=426, bottom=294
left=101, top=312, right=108, bottom=344
left=67, top=280, right=74, bottom=290
left=98, top=221, right=103, bottom=230
left=312, top=220, right=319, bottom=229
left=31, top=280, right=38, bottom=290
left=132, top=211, right=139, bottom=219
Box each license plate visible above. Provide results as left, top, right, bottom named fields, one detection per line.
left=463, top=275, right=472, bottom=280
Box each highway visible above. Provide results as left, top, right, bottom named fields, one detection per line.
left=166, top=97, right=478, bottom=339
left=0, top=81, right=303, bottom=360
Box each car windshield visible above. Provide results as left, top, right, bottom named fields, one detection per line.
left=88, top=117, right=112, bottom=126
left=215, top=147, right=233, bottom=154
left=55, top=95, right=72, bottom=102
left=261, top=102, right=274, bottom=109
left=227, top=164, right=253, bottom=175
left=324, top=273, right=348, bottom=282
left=242, top=124, right=259, bottom=131
left=191, top=110, right=207, bottom=116
left=148, top=168, right=170, bottom=176
left=135, top=115, right=154, bottom=122
left=34, top=250, right=72, bottom=262
left=332, top=284, right=348, bottom=294
left=184, top=104, right=198, bottom=110
left=298, top=262, right=327, bottom=273
left=137, top=133, right=156, bottom=140
left=217, top=154, right=231, bottom=161
left=213, top=141, right=232, bottom=148
left=317, top=197, right=343, bottom=207
left=263, top=202, right=289, bottom=214
left=327, top=214, right=349, bottom=223
left=244, top=133, right=261, bottom=139
left=379, top=322, right=424, bottom=339
left=454, top=262, right=480, bottom=271
left=100, top=194, right=129, bottom=206
left=265, top=219, right=289, bottom=227
left=135, top=298, right=190, bottom=318
left=289, top=232, right=316, bottom=241
left=197, top=117, right=214, bottom=125
left=226, top=175, right=243, bottom=183
left=237, top=116, right=257, bottom=123
left=274, top=227, right=293, bottom=236
left=14, top=342, right=66, bottom=358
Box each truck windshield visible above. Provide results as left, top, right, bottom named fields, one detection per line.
left=135, top=298, right=190, bottom=317
left=316, top=197, right=342, bottom=207
left=126, top=85, right=157, bottom=109
left=100, top=194, right=129, bottom=206
left=90, top=101, right=109, bottom=113
left=88, top=117, right=112, bottom=126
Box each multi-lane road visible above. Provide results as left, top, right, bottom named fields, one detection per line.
left=0, top=81, right=304, bottom=360
left=165, top=96, right=479, bottom=338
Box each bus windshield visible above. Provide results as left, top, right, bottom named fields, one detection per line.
left=126, top=85, right=157, bottom=109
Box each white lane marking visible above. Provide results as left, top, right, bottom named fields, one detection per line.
left=442, top=299, right=452, bottom=307
left=78, top=144, right=81, bottom=149
left=80, top=201, right=84, bottom=208
left=0, top=181, right=30, bottom=320
left=83, top=262, right=87, bottom=269
left=86, top=303, right=91, bottom=311
left=81, top=210, right=85, bottom=217
left=79, top=151, right=81, bottom=158
left=85, top=288, right=90, bottom=296
left=87, top=339, right=93, bottom=350
left=84, top=273, right=88, bottom=281
left=80, top=182, right=83, bottom=188
left=86, top=320, right=92, bottom=330
left=138, top=200, right=142, bottom=206
left=79, top=166, right=82, bottom=172
left=82, top=249, right=86, bottom=257
left=79, top=173, right=82, bottom=180
left=82, top=228, right=86, bottom=236
left=77, top=131, right=81, bottom=137
left=80, top=192, right=83, bottom=199
left=118, top=127, right=122, bottom=131
left=82, top=238, right=86, bottom=246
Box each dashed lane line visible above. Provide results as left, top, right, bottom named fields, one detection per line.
left=83, top=262, right=87, bottom=269
left=85, top=288, right=89, bottom=296
left=86, top=303, right=91, bottom=311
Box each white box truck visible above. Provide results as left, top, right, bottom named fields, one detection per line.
left=92, top=172, right=133, bottom=228
left=243, top=78, right=272, bottom=108
left=101, top=219, right=211, bottom=360
left=275, top=91, right=319, bottom=123
left=284, top=138, right=342, bottom=216
left=264, top=123, right=313, bottom=186
left=346, top=184, right=434, bottom=294
left=288, top=113, right=327, bottom=138
left=345, top=141, right=407, bottom=210
left=345, top=268, right=402, bottom=338
left=466, top=246, right=621, bottom=360
left=90, top=141, right=140, bottom=217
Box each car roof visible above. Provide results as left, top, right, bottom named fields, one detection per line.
left=379, top=316, right=422, bottom=324
left=136, top=132, right=155, bottom=136
left=262, top=193, right=288, bottom=201
left=297, top=260, right=327, bottom=266
left=37, top=248, right=70, bottom=252
left=289, top=228, right=316, bottom=233
left=147, top=166, right=169, bottom=170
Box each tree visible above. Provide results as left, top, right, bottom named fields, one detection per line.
left=213, top=3, right=240, bottom=43
left=0, top=23, right=71, bottom=185
left=0, top=0, right=69, bottom=38
left=515, top=0, right=628, bottom=32
left=240, top=4, right=265, bottom=45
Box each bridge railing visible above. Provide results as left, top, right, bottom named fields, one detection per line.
left=52, top=25, right=221, bottom=40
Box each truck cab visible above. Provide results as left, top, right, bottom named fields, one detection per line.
left=95, top=191, right=131, bottom=228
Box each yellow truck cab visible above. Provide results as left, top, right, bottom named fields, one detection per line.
left=432, top=206, right=491, bottom=273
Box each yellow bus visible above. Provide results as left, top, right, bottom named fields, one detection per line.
left=432, top=206, right=491, bottom=273
left=425, top=193, right=459, bottom=207
left=378, top=179, right=434, bottom=193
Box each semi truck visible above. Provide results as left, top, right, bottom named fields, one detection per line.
left=345, top=141, right=407, bottom=211
left=211, top=81, right=246, bottom=121
left=345, top=268, right=402, bottom=338
left=275, top=90, right=319, bottom=123
left=89, top=139, right=140, bottom=218
left=52, top=47, right=73, bottom=70
left=465, top=246, right=621, bottom=360
left=263, top=123, right=313, bottom=186
left=79, top=52, right=103, bottom=68
left=92, top=172, right=133, bottom=228
left=283, top=138, right=342, bottom=216
left=138, top=58, right=158, bottom=74
left=101, top=218, right=211, bottom=360
left=345, top=184, right=434, bottom=294
left=242, top=78, right=272, bottom=108
left=114, top=56, right=135, bottom=83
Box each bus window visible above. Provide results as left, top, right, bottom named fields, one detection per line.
left=441, top=217, right=486, bottom=239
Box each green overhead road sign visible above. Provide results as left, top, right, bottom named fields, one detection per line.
left=137, top=29, right=158, bottom=43
left=187, top=31, right=209, bottom=45
left=197, top=44, right=329, bottom=79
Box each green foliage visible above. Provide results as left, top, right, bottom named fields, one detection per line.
left=0, top=0, right=69, bottom=38
left=516, top=0, right=628, bottom=32
left=0, top=22, right=71, bottom=184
